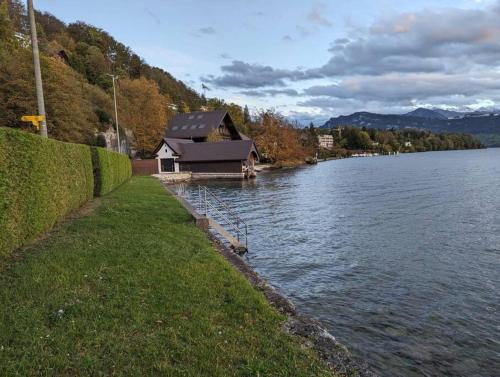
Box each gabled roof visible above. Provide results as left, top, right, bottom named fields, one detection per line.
left=165, top=138, right=193, bottom=155
left=165, top=110, right=237, bottom=139
left=177, top=140, right=258, bottom=162
left=238, top=132, right=261, bottom=158
left=152, top=138, right=193, bottom=156
left=238, top=132, right=251, bottom=140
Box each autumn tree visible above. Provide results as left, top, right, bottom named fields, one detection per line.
left=0, top=1, right=14, bottom=48
left=5, top=0, right=26, bottom=34
left=1, top=1, right=207, bottom=145
left=178, top=101, right=190, bottom=113
left=116, top=77, right=170, bottom=156
left=0, top=35, right=113, bottom=143
left=254, top=110, right=307, bottom=167
left=226, top=103, right=244, bottom=129
left=205, top=98, right=225, bottom=111
left=205, top=98, right=247, bottom=133
left=301, top=122, right=319, bottom=154
left=41, top=56, right=112, bottom=143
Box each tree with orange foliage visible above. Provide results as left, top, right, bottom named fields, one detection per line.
left=254, top=110, right=307, bottom=167
left=116, top=77, right=173, bottom=157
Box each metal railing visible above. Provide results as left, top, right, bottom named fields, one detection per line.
left=197, top=185, right=248, bottom=249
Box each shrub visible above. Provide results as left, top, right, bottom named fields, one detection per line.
left=91, top=147, right=131, bottom=196
left=0, top=127, right=94, bottom=258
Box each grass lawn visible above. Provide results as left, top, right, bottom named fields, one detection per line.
left=0, top=177, right=333, bottom=376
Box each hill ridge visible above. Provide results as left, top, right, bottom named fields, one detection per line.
left=322, top=109, right=500, bottom=146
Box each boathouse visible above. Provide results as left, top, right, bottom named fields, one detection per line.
left=153, top=110, right=259, bottom=179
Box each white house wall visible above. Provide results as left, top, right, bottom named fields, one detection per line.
left=156, top=142, right=180, bottom=172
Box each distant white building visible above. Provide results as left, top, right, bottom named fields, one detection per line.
left=404, top=141, right=412, bottom=147
left=318, top=134, right=334, bottom=149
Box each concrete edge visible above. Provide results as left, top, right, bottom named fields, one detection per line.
left=160, top=180, right=377, bottom=377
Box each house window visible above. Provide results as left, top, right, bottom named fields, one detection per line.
left=160, top=158, right=175, bottom=172
left=172, top=126, right=179, bottom=130
left=197, top=115, right=203, bottom=119
left=188, top=115, right=195, bottom=120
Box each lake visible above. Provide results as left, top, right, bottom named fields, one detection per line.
left=174, top=149, right=500, bottom=377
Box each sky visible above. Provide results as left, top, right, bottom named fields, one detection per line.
left=36, top=0, right=500, bottom=125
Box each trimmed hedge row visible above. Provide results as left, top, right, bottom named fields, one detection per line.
left=92, top=147, right=132, bottom=196
left=0, top=127, right=94, bottom=258
left=0, top=128, right=132, bottom=258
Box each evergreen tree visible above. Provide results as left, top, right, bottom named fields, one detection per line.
left=243, top=105, right=251, bottom=124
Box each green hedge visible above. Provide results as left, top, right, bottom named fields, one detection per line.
left=0, top=127, right=94, bottom=258
left=91, top=147, right=131, bottom=196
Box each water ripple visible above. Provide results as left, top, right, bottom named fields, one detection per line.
left=175, top=149, right=500, bottom=377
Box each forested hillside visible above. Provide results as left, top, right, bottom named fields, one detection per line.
left=0, top=0, right=207, bottom=154
left=322, top=111, right=500, bottom=147
left=309, top=126, right=483, bottom=159
left=0, top=0, right=309, bottom=162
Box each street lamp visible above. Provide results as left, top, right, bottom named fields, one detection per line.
left=107, top=74, right=121, bottom=153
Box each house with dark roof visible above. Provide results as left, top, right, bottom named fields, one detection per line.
left=154, top=110, right=259, bottom=179
left=165, top=110, right=242, bottom=142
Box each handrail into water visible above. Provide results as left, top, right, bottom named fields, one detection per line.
left=198, top=185, right=248, bottom=250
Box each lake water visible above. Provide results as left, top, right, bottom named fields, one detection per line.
left=175, top=149, right=500, bottom=377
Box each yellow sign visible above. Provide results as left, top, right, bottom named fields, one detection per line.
left=21, top=115, right=45, bottom=130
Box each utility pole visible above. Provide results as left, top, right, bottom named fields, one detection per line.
left=108, top=74, right=121, bottom=153
left=27, top=0, right=47, bottom=137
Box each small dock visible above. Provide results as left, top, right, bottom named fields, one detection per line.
left=165, top=184, right=248, bottom=253
left=207, top=218, right=247, bottom=252
left=196, top=185, right=248, bottom=253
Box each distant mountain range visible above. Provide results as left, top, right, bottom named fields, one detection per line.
left=321, top=108, right=500, bottom=146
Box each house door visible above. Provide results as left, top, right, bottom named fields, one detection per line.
left=160, top=158, right=175, bottom=172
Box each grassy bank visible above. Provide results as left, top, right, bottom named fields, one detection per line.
left=0, top=177, right=332, bottom=376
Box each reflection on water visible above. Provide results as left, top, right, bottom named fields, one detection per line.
left=173, top=149, right=500, bottom=377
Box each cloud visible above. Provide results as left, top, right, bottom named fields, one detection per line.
left=209, top=2, right=500, bottom=87
left=202, top=60, right=318, bottom=88
left=296, top=1, right=500, bottom=114
left=308, top=3, right=500, bottom=77
left=193, top=26, right=216, bottom=37
left=282, top=34, right=293, bottom=42
left=284, top=109, right=330, bottom=125
left=304, top=72, right=500, bottom=102
left=144, top=8, right=162, bottom=25
left=296, top=25, right=312, bottom=38
left=240, top=89, right=300, bottom=97
left=205, top=1, right=500, bottom=117
left=334, top=38, right=350, bottom=45
left=307, top=2, right=332, bottom=27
